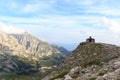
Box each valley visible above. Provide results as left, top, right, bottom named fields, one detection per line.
left=0, top=32, right=70, bottom=80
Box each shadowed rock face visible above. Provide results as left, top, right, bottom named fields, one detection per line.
left=0, top=44, right=10, bottom=52
left=43, top=42, right=120, bottom=80
left=0, top=44, right=2, bottom=48
left=0, top=50, right=35, bottom=74
left=26, top=41, right=30, bottom=50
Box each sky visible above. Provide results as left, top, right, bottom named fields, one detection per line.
left=0, top=0, right=120, bottom=50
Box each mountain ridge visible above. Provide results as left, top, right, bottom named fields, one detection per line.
left=10, top=32, right=61, bottom=57
left=43, top=42, right=120, bottom=80
left=0, top=32, right=69, bottom=79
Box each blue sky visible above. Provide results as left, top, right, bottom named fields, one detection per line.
left=0, top=0, right=120, bottom=50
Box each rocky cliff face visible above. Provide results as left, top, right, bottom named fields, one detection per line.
left=0, top=32, right=27, bottom=56
left=10, top=32, right=60, bottom=57
left=10, top=32, right=66, bottom=69
left=0, top=32, right=40, bottom=74
left=43, top=42, right=120, bottom=80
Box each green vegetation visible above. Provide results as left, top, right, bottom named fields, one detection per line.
left=71, top=74, right=79, bottom=79
left=0, top=73, right=41, bottom=80
left=0, top=68, right=54, bottom=80
left=89, top=77, right=96, bottom=80
left=39, top=53, right=64, bottom=67
left=83, top=60, right=101, bottom=68
left=78, top=43, right=119, bottom=68
left=0, top=52, right=63, bottom=79
left=50, top=71, right=68, bottom=80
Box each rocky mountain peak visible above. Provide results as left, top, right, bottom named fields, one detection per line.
left=10, top=33, right=61, bottom=57
left=43, top=41, right=120, bottom=80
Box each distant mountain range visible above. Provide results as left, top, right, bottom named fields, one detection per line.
left=52, top=45, right=70, bottom=56
left=0, top=32, right=70, bottom=79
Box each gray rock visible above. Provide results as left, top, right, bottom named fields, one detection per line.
left=68, top=66, right=81, bottom=76
left=64, top=74, right=72, bottom=80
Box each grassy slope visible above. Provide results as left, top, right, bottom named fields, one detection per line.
left=48, top=42, right=120, bottom=79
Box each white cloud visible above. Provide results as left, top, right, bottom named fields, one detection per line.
left=102, top=17, right=120, bottom=34
left=22, top=3, right=44, bottom=13
left=0, top=22, right=24, bottom=34
left=0, top=15, right=100, bottom=26
left=0, top=0, right=120, bottom=50
left=64, top=0, right=96, bottom=5
left=20, top=0, right=56, bottom=13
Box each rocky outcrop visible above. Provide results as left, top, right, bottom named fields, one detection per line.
left=64, top=74, right=72, bottom=80
left=43, top=42, right=120, bottom=80
left=0, top=32, right=27, bottom=56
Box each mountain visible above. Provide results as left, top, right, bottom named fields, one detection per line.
left=0, top=32, right=38, bottom=76
left=52, top=45, right=70, bottom=56
left=10, top=32, right=66, bottom=66
left=10, top=32, right=61, bottom=57
left=43, top=42, right=120, bottom=80
left=0, top=32, right=67, bottom=79
left=0, top=32, right=27, bottom=56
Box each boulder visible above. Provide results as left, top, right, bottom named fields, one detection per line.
left=64, top=74, right=72, bottom=80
